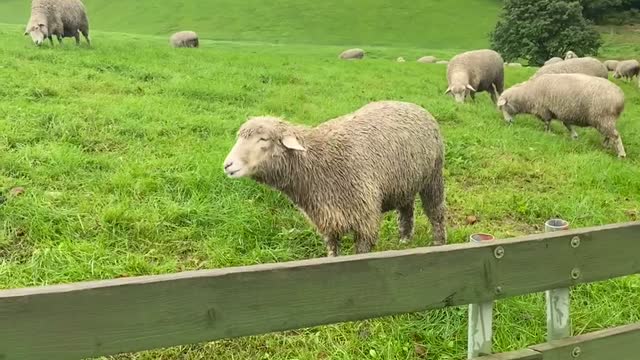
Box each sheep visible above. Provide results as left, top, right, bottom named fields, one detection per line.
left=507, top=63, right=523, bottom=67
left=418, top=56, right=437, bottom=63
left=565, top=50, right=578, bottom=60
left=339, top=48, right=365, bottom=60
left=613, top=60, right=640, bottom=82
left=604, top=60, right=619, bottom=72
left=223, top=101, right=447, bottom=257
left=397, top=57, right=406, bottom=63
left=533, top=57, right=608, bottom=79
left=24, top=0, right=90, bottom=46
left=170, top=31, right=199, bottom=48
left=545, top=57, right=563, bottom=66
left=497, top=73, right=626, bottom=158
left=436, top=60, right=448, bottom=64
left=445, top=49, right=504, bottom=103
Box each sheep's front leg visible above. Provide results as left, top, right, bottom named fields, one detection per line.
left=397, top=203, right=415, bottom=244
left=355, top=221, right=379, bottom=254
left=56, top=35, right=62, bottom=44
left=74, top=31, right=81, bottom=45
left=48, top=35, right=54, bottom=46
left=564, top=123, right=578, bottom=139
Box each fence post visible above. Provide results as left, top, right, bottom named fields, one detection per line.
left=467, top=233, right=495, bottom=359
left=544, top=218, right=571, bottom=341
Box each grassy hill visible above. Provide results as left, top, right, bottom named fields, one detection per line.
left=0, top=0, right=501, bottom=48
left=1, top=21, right=640, bottom=359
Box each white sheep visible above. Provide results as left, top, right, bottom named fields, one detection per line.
left=223, top=101, right=447, bottom=256
left=418, top=56, right=437, bottom=63
left=397, top=57, right=406, bottom=63
left=565, top=51, right=578, bottom=60
left=613, top=60, right=640, bottom=82
left=533, top=57, right=608, bottom=79
left=25, top=0, right=90, bottom=46
left=339, top=48, right=365, bottom=60
left=497, top=73, right=626, bottom=157
left=170, top=31, right=199, bottom=48
left=604, top=60, right=619, bottom=72
left=446, top=49, right=504, bottom=103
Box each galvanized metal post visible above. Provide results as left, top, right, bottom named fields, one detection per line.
left=467, top=233, right=494, bottom=359
left=544, top=219, right=571, bottom=341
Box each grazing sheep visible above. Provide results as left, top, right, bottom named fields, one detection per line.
left=170, top=31, right=199, bottom=48
left=418, top=56, right=437, bottom=63
left=604, top=60, right=619, bottom=72
left=446, top=49, right=504, bottom=103
left=533, top=57, right=608, bottom=79
left=339, top=48, right=365, bottom=60
left=497, top=73, right=626, bottom=158
left=24, top=0, right=90, bottom=46
left=613, top=60, right=640, bottom=81
left=436, top=60, right=448, bottom=64
left=565, top=51, right=578, bottom=59
left=223, top=101, right=447, bottom=256
left=545, top=57, right=563, bottom=66
left=397, top=57, right=406, bottom=63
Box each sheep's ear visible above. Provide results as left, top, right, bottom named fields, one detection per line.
left=444, top=87, right=451, bottom=95
left=281, top=135, right=306, bottom=151
left=497, top=98, right=507, bottom=107
left=466, top=84, right=476, bottom=92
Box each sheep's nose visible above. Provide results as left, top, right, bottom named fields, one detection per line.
left=224, top=161, right=233, bottom=170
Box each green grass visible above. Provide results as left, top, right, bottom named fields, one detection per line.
left=0, top=0, right=501, bottom=48
left=1, top=20, right=640, bottom=360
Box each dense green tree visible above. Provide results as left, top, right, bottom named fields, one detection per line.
left=491, top=0, right=602, bottom=66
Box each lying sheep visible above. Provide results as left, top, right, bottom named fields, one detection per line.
left=545, top=57, right=563, bottom=66
left=613, top=60, right=640, bottom=81
left=604, top=60, right=619, bottom=72
left=24, top=0, right=90, bottom=46
left=507, top=63, right=523, bottom=67
left=436, top=60, right=448, bottom=64
left=339, top=48, right=365, bottom=60
left=565, top=51, right=578, bottom=59
left=418, top=56, right=437, bottom=63
left=170, top=31, right=199, bottom=48
left=533, top=57, right=608, bottom=79
left=397, top=57, right=406, bottom=63
left=446, top=49, right=504, bottom=103
left=223, top=101, right=447, bottom=256
left=497, top=73, right=626, bottom=158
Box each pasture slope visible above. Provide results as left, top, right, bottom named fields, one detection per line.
left=0, top=1, right=639, bottom=359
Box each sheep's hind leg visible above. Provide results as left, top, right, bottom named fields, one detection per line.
left=56, top=35, right=62, bottom=44
left=397, top=202, right=415, bottom=244
left=420, top=158, right=447, bottom=246
left=74, top=31, right=81, bottom=45
left=354, top=220, right=380, bottom=254
left=564, top=123, right=578, bottom=140
left=323, top=234, right=341, bottom=257
left=81, top=29, right=91, bottom=46
left=48, top=36, right=54, bottom=46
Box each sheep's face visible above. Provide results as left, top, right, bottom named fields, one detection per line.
left=223, top=117, right=305, bottom=179
left=25, top=24, right=47, bottom=46
left=445, top=84, right=475, bottom=103
left=496, top=96, right=515, bottom=123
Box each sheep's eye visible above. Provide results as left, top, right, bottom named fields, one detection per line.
left=258, top=138, right=269, bottom=142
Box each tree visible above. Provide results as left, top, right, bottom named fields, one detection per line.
left=490, top=0, right=602, bottom=66
left=581, top=0, right=624, bottom=23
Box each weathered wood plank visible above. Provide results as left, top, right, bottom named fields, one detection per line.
left=530, top=322, right=640, bottom=360
left=0, top=222, right=638, bottom=360
left=474, top=349, right=542, bottom=360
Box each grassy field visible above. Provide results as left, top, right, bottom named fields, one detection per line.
left=1, top=10, right=640, bottom=360
left=0, top=0, right=501, bottom=49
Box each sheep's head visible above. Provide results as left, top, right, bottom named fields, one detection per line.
left=564, top=51, right=577, bottom=60
left=445, top=84, right=475, bottom=103
left=25, top=23, right=47, bottom=46
left=223, top=116, right=306, bottom=179
left=496, top=95, right=515, bottom=124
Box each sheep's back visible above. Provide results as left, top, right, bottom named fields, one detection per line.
left=534, top=57, right=608, bottom=79
left=447, top=50, right=503, bottom=87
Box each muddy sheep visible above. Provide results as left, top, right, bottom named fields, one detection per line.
left=497, top=73, right=626, bottom=158
left=604, top=60, right=619, bottom=72
left=339, top=48, right=365, bottom=60
left=223, top=101, right=447, bottom=257
left=613, top=60, right=640, bottom=81
left=170, top=31, right=199, bottom=48
left=25, top=0, right=90, bottom=46
left=533, top=57, right=608, bottom=79
left=446, top=49, right=504, bottom=103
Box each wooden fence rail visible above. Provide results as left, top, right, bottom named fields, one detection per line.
left=0, top=222, right=639, bottom=360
